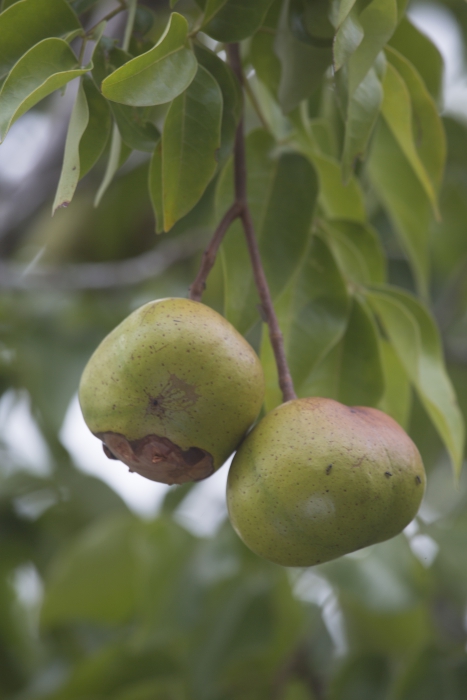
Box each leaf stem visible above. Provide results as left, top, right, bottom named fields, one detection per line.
left=85, top=1, right=127, bottom=38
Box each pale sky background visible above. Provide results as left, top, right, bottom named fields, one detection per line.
left=0, top=1, right=462, bottom=547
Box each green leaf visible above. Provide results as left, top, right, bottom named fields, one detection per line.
left=337, top=296, right=385, bottom=406
left=0, top=38, right=90, bottom=143
left=389, top=17, right=443, bottom=104
left=386, top=46, right=446, bottom=194
left=271, top=235, right=351, bottom=401
left=275, top=0, right=332, bottom=112
left=202, top=0, right=274, bottom=42
left=0, top=0, right=81, bottom=79
left=330, top=655, right=392, bottom=700
left=42, top=514, right=142, bottom=625
left=101, top=13, right=197, bottom=107
left=70, top=0, right=100, bottom=13
left=250, top=0, right=282, bottom=96
left=94, top=123, right=127, bottom=207
left=381, top=62, right=439, bottom=215
left=367, top=288, right=465, bottom=476
left=162, top=65, right=222, bottom=231
left=110, top=103, right=160, bottom=152
left=217, top=130, right=318, bottom=334
left=322, top=219, right=386, bottom=285
left=342, top=66, right=383, bottom=182
left=52, top=79, right=89, bottom=213
left=377, top=337, right=412, bottom=429
left=149, top=141, right=164, bottom=234
left=79, top=74, right=112, bottom=178
left=334, top=9, right=364, bottom=71
left=348, top=0, right=398, bottom=96
left=367, top=119, right=431, bottom=297
left=194, top=43, right=242, bottom=165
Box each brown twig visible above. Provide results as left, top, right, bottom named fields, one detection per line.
left=189, top=202, right=241, bottom=301
left=188, top=44, right=296, bottom=403
left=227, top=43, right=296, bottom=403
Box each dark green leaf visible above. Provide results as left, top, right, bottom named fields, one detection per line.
left=0, top=38, right=90, bottom=142
left=162, top=65, right=222, bottom=230
left=217, top=130, right=318, bottom=334
left=102, top=13, right=197, bottom=107
left=342, top=66, right=383, bottom=182
left=367, top=119, right=431, bottom=297
left=250, top=0, right=282, bottom=96
left=275, top=0, right=332, bottom=112
left=262, top=235, right=350, bottom=407
left=337, top=296, right=385, bottom=406
left=194, top=43, right=242, bottom=164
left=377, top=337, right=412, bottom=429
left=202, top=0, right=274, bottom=42
left=0, top=0, right=81, bottom=79
left=110, top=103, right=160, bottom=152
left=348, top=0, right=398, bottom=96
left=334, top=7, right=363, bottom=70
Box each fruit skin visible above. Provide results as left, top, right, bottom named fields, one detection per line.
left=227, top=397, right=425, bottom=567
left=79, top=298, right=265, bottom=485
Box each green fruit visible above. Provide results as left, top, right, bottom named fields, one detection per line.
left=227, top=397, right=425, bottom=567
left=79, top=298, right=265, bottom=485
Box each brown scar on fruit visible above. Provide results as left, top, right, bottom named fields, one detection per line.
left=97, top=431, right=214, bottom=485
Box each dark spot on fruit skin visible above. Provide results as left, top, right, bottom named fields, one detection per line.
left=415, top=475, right=422, bottom=484
left=326, top=464, right=333, bottom=475
left=385, top=472, right=392, bottom=478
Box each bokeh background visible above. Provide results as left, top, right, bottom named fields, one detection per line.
left=2, top=0, right=467, bottom=698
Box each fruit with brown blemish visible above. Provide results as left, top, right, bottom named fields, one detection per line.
left=227, top=397, right=425, bottom=567
left=79, top=298, right=265, bottom=485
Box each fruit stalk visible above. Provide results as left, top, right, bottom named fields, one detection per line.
left=227, top=43, right=297, bottom=403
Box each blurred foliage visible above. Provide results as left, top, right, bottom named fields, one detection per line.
left=1, top=0, right=467, bottom=698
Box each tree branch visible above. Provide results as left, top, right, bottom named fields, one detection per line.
left=227, top=43, right=297, bottom=403
left=189, top=202, right=241, bottom=301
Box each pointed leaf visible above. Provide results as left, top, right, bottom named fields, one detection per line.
left=0, top=0, right=81, bottom=79
left=79, top=74, right=112, bottom=178
left=0, top=38, right=90, bottom=142
left=94, top=123, right=125, bottom=207
left=322, top=219, right=386, bottom=285
left=386, top=46, right=445, bottom=192
left=202, top=0, right=274, bottom=42
left=381, top=62, right=439, bottom=214
left=342, top=66, right=383, bottom=181
left=101, top=13, right=197, bottom=107
left=194, top=43, right=242, bottom=165
left=367, top=119, right=431, bottom=297
left=389, top=17, right=443, bottom=104
left=52, top=78, right=89, bottom=213
left=367, top=288, right=464, bottom=475
left=334, top=9, right=363, bottom=71
left=162, top=65, right=222, bottom=231
left=348, top=0, right=397, bottom=95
